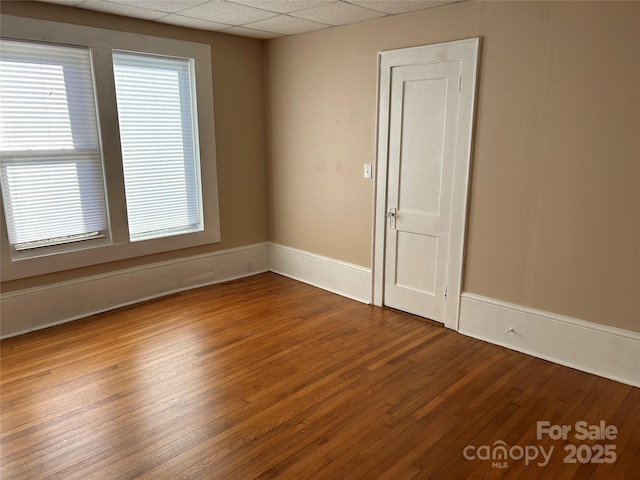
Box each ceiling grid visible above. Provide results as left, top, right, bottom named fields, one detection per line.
left=37, top=0, right=461, bottom=39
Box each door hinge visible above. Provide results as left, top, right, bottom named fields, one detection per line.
left=445, top=286, right=448, bottom=299
left=458, top=76, right=462, bottom=93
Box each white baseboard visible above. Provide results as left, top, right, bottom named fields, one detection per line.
left=1, top=242, right=371, bottom=339
left=268, top=243, right=372, bottom=304
left=0, top=243, right=269, bottom=339
left=459, top=293, right=640, bottom=387
left=4, top=243, right=637, bottom=389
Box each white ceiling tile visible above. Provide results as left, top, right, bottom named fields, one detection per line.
left=107, top=0, right=209, bottom=14
left=349, top=0, right=457, bottom=15
left=223, top=26, right=282, bottom=39
left=77, top=0, right=166, bottom=20
left=291, top=2, right=386, bottom=26
left=156, top=14, right=231, bottom=30
left=38, top=0, right=85, bottom=5
left=177, top=0, right=277, bottom=25
left=244, top=15, right=327, bottom=35
left=226, top=0, right=334, bottom=14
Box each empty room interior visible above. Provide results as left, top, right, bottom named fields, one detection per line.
left=0, top=0, right=638, bottom=479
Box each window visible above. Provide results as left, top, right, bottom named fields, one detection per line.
left=0, top=15, right=220, bottom=281
left=0, top=40, right=108, bottom=251
left=113, top=52, right=202, bottom=242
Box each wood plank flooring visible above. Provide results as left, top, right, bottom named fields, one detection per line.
left=1, top=273, right=638, bottom=479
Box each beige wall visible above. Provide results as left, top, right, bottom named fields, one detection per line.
left=1, top=1, right=638, bottom=333
left=265, top=1, right=639, bottom=331
left=0, top=1, right=269, bottom=291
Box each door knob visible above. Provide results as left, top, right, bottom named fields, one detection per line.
left=387, top=207, right=396, bottom=229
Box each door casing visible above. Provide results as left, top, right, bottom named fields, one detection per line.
left=372, top=38, right=480, bottom=330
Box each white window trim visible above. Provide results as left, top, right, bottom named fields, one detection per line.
left=0, top=15, right=220, bottom=281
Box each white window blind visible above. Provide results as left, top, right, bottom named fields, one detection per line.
left=0, top=40, right=108, bottom=251
left=112, top=51, right=202, bottom=242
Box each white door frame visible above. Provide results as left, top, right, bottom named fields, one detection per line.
left=372, top=38, right=480, bottom=330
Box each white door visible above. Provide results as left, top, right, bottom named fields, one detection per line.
left=373, top=39, right=479, bottom=329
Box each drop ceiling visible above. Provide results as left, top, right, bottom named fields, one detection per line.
left=38, top=0, right=461, bottom=39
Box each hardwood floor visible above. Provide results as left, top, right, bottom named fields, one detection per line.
left=1, top=273, right=638, bottom=479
